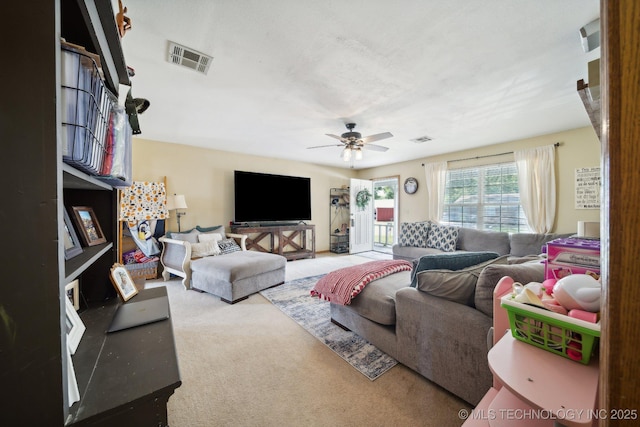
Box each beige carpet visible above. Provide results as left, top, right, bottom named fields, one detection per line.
left=147, top=253, right=471, bottom=427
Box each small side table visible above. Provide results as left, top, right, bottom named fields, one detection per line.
left=465, top=335, right=599, bottom=427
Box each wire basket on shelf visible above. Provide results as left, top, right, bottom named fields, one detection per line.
left=501, top=295, right=600, bottom=364
left=61, top=45, right=117, bottom=176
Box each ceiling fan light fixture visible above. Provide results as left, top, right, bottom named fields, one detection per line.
left=342, top=147, right=352, bottom=161
left=355, top=148, right=363, bottom=160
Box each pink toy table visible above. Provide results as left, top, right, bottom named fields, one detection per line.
left=463, top=275, right=599, bottom=427
left=488, top=335, right=599, bottom=427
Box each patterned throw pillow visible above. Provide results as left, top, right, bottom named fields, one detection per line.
left=399, top=221, right=430, bottom=247
left=426, top=223, right=459, bottom=252
left=218, top=238, right=242, bottom=255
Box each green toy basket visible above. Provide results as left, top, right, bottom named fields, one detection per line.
left=501, top=295, right=600, bottom=364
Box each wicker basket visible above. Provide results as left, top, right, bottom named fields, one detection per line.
left=124, top=260, right=158, bottom=280
left=501, top=294, right=600, bottom=364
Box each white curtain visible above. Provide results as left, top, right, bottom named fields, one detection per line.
left=423, top=161, right=448, bottom=223
left=514, top=145, right=556, bottom=233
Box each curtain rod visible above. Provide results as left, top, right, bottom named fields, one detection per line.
left=422, top=142, right=561, bottom=166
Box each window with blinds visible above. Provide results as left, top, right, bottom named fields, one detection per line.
left=442, top=162, right=530, bottom=233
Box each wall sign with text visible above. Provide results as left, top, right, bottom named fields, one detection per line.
left=575, top=167, right=601, bottom=209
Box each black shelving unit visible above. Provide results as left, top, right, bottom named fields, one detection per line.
left=2, top=2, right=178, bottom=426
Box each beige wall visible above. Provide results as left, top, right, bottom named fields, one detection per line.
left=357, top=126, right=601, bottom=234
left=132, top=140, right=357, bottom=251
left=133, top=125, right=600, bottom=252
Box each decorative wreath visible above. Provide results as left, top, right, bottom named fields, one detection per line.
left=355, top=189, right=372, bottom=209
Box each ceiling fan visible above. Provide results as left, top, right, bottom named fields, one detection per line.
left=308, top=123, right=393, bottom=163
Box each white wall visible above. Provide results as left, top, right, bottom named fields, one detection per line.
left=132, top=125, right=600, bottom=251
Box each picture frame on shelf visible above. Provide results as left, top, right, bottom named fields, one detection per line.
left=65, top=295, right=85, bottom=355
left=66, top=341, right=80, bottom=407
left=109, top=263, right=139, bottom=302
left=63, top=209, right=84, bottom=259
left=71, top=206, right=107, bottom=247
left=65, top=279, right=80, bottom=311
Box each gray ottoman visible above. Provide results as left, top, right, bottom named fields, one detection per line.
left=190, top=251, right=287, bottom=303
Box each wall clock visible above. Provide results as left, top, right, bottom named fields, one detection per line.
left=404, top=177, right=418, bottom=194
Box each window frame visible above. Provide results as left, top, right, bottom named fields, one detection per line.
left=442, top=162, right=530, bottom=233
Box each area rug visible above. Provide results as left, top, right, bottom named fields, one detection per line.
left=260, top=274, right=397, bottom=380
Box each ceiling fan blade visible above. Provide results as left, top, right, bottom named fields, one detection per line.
left=325, top=133, right=344, bottom=141
left=361, top=132, right=393, bottom=144
left=363, top=144, right=389, bottom=152
left=307, top=144, right=344, bottom=149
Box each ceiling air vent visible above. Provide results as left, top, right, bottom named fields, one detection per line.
left=410, top=136, right=433, bottom=143
left=168, top=41, right=213, bottom=75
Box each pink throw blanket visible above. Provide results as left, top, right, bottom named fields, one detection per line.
left=310, top=260, right=413, bottom=305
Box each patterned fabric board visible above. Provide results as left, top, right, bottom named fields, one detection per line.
left=119, top=181, right=169, bottom=221
left=261, top=275, right=397, bottom=381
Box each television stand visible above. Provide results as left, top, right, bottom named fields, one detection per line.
left=231, top=224, right=315, bottom=261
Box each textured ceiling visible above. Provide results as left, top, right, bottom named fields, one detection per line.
left=117, top=0, right=600, bottom=169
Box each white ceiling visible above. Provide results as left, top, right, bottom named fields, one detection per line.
left=117, top=0, right=600, bottom=169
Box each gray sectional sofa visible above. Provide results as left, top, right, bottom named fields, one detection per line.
left=331, top=224, right=570, bottom=405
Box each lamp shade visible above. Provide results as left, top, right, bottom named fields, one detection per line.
left=166, top=194, right=188, bottom=211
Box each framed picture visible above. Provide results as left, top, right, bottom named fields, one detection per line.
left=66, top=341, right=80, bottom=406
left=63, top=209, right=84, bottom=260
left=109, top=263, right=139, bottom=301
left=71, top=206, right=107, bottom=246
left=65, top=295, right=85, bottom=355
left=65, top=279, right=80, bottom=311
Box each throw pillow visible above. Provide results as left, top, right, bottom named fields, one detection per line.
left=218, top=238, right=242, bottom=255
left=196, top=225, right=227, bottom=239
left=426, top=223, right=459, bottom=252
left=190, top=240, right=220, bottom=258
left=169, top=228, right=200, bottom=243
left=416, top=256, right=509, bottom=306
left=399, top=221, right=430, bottom=247
left=410, top=251, right=500, bottom=287
left=198, top=233, right=223, bottom=243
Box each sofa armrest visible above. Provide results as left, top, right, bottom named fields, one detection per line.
left=226, top=233, right=248, bottom=251
left=395, top=287, right=493, bottom=405
left=159, top=237, right=192, bottom=289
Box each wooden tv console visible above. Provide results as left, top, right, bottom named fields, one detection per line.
left=231, top=224, right=315, bottom=261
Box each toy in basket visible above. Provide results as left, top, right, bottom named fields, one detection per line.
left=501, top=274, right=601, bottom=364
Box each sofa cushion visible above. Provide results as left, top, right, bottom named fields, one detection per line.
left=399, top=221, right=430, bottom=247
left=474, top=260, right=545, bottom=317
left=411, top=251, right=500, bottom=287
left=509, top=233, right=571, bottom=257
left=191, top=251, right=286, bottom=282
left=457, top=228, right=510, bottom=255
left=426, top=223, right=459, bottom=252
left=347, top=271, right=412, bottom=325
left=416, top=256, right=509, bottom=306
left=170, top=228, right=200, bottom=243
left=197, top=225, right=227, bottom=239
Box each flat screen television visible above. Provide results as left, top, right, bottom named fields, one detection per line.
left=234, top=170, right=311, bottom=224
